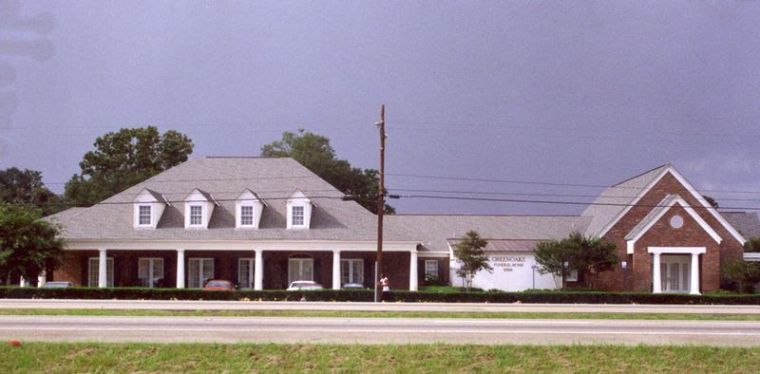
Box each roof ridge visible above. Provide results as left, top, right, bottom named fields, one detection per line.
left=611, top=163, right=670, bottom=187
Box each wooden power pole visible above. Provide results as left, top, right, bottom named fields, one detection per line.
left=375, top=104, right=386, bottom=303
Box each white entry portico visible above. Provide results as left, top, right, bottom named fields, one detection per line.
left=648, top=246, right=704, bottom=295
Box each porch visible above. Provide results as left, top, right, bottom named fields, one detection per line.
left=51, top=247, right=429, bottom=291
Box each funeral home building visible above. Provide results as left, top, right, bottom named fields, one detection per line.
left=46, top=157, right=749, bottom=294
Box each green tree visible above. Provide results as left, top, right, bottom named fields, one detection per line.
left=0, top=204, right=64, bottom=285
left=64, top=126, right=193, bottom=206
left=453, top=230, right=492, bottom=290
left=261, top=130, right=394, bottom=214
left=534, top=232, right=618, bottom=288
left=722, top=259, right=760, bottom=293
left=0, top=167, right=61, bottom=215
left=744, top=237, right=760, bottom=253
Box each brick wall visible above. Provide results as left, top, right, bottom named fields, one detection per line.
left=596, top=172, right=745, bottom=292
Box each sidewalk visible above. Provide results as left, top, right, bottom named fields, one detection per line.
left=1, top=299, right=759, bottom=314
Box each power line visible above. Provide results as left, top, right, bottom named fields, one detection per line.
left=395, top=194, right=760, bottom=212
left=387, top=172, right=760, bottom=195
left=387, top=187, right=760, bottom=203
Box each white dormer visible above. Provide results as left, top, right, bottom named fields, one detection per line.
left=133, top=188, right=168, bottom=229
left=286, top=190, right=312, bottom=229
left=184, top=188, right=218, bottom=229
left=236, top=189, right=265, bottom=229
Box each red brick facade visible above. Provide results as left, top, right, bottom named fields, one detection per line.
left=593, top=172, right=744, bottom=292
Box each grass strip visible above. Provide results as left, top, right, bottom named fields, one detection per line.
left=1, top=308, right=759, bottom=320
left=1, top=342, right=759, bottom=373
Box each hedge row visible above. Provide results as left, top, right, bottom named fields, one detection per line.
left=1, top=287, right=760, bottom=304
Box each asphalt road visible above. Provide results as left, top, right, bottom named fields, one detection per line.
left=2, top=299, right=759, bottom=314
left=1, top=316, right=760, bottom=346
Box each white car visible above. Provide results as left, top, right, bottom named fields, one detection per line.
left=287, top=281, right=323, bottom=291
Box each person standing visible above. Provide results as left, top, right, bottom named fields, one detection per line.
left=379, top=274, right=390, bottom=302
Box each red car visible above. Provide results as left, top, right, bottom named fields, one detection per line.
left=203, top=280, right=235, bottom=291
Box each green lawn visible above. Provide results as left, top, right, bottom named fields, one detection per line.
left=1, top=343, right=758, bottom=373
left=1, top=308, right=760, bottom=321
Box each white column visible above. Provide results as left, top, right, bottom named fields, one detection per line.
left=176, top=249, right=185, bottom=289
left=98, top=248, right=108, bottom=288
left=37, top=271, right=46, bottom=288
left=19, top=276, right=27, bottom=288
left=409, top=250, right=418, bottom=291
left=690, top=253, right=700, bottom=295
left=652, top=252, right=661, bottom=294
left=254, top=249, right=263, bottom=290
left=332, top=250, right=341, bottom=290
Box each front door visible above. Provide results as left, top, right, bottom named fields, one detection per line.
left=288, top=257, right=314, bottom=284
left=660, top=255, right=690, bottom=293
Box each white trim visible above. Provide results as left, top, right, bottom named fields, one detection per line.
left=418, top=251, right=451, bottom=258
left=648, top=246, right=706, bottom=255
left=744, top=253, right=760, bottom=262
left=625, top=195, right=722, bottom=254
left=63, top=240, right=419, bottom=252
left=598, top=166, right=746, bottom=245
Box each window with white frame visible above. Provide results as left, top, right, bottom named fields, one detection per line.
left=291, top=206, right=304, bottom=226
left=238, top=258, right=254, bottom=289
left=138, top=205, right=152, bottom=226
left=424, top=259, right=439, bottom=280
left=288, top=257, right=313, bottom=284
left=187, top=258, right=214, bottom=288
left=88, top=258, right=114, bottom=287
left=189, top=205, right=203, bottom=226
left=240, top=205, right=254, bottom=226
left=138, top=258, right=164, bottom=288
left=341, top=259, right=364, bottom=286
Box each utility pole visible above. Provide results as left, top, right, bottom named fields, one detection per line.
left=375, top=104, right=386, bottom=303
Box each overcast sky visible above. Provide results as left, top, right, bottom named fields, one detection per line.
left=2, top=1, right=760, bottom=215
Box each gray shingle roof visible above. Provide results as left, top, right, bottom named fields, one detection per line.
left=386, top=215, right=592, bottom=252
left=722, top=211, right=760, bottom=239
left=48, top=157, right=411, bottom=242
left=582, top=164, right=668, bottom=237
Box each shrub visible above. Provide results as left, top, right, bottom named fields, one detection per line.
left=1, top=287, right=759, bottom=304
left=722, top=260, right=760, bottom=293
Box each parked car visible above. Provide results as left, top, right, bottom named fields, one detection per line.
left=40, top=281, right=73, bottom=288
left=287, top=281, right=323, bottom=291
left=342, top=283, right=365, bottom=289
left=203, top=279, right=234, bottom=291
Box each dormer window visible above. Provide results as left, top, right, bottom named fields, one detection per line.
left=184, top=188, right=217, bottom=229
left=240, top=206, right=254, bottom=226
left=286, top=191, right=312, bottom=229
left=189, top=206, right=203, bottom=226
left=291, top=206, right=304, bottom=226
left=235, top=189, right=265, bottom=229
left=138, top=205, right=152, bottom=226
left=133, top=188, right=168, bottom=229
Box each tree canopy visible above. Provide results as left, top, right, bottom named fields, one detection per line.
left=64, top=126, right=193, bottom=206
left=0, top=167, right=61, bottom=215
left=261, top=130, right=394, bottom=214
left=534, top=232, right=618, bottom=288
left=0, top=204, right=64, bottom=285
left=453, top=230, right=492, bottom=290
